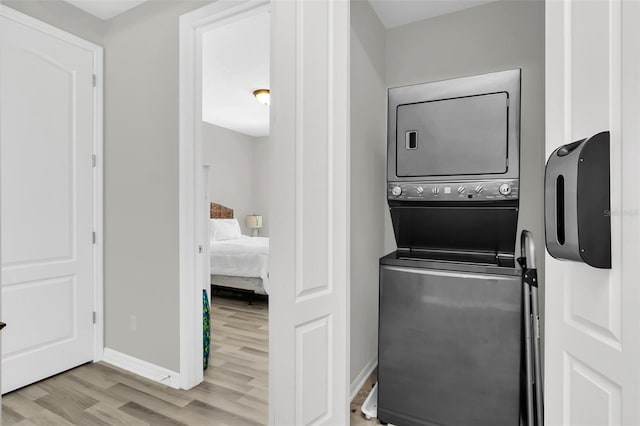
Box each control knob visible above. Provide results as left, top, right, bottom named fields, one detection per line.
left=416, top=186, right=424, bottom=195
left=457, top=186, right=466, bottom=194
left=391, top=186, right=402, bottom=196
left=499, top=183, right=512, bottom=195
left=475, top=185, right=485, bottom=194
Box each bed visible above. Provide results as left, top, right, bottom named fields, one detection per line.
left=209, top=202, right=269, bottom=295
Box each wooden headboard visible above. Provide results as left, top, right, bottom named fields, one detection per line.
left=210, top=202, right=234, bottom=219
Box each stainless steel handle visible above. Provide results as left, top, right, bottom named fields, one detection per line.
left=521, top=229, right=536, bottom=269
left=520, top=229, right=544, bottom=426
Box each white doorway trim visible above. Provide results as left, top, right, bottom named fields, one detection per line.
left=0, top=3, right=104, bottom=362
left=178, top=0, right=270, bottom=390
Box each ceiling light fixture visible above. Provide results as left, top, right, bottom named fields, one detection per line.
left=253, top=89, right=270, bottom=106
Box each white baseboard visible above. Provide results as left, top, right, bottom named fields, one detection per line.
left=103, top=348, right=181, bottom=389
left=350, top=357, right=377, bottom=401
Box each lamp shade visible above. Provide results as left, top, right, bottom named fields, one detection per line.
left=245, top=215, right=263, bottom=229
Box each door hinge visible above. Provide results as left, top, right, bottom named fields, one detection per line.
left=92, top=154, right=97, bottom=167
left=92, top=74, right=97, bottom=87
left=506, top=98, right=510, bottom=107
left=92, top=231, right=96, bottom=244
left=93, top=311, right=96, bottom=324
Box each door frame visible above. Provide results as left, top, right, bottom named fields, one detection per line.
left=178, top=0, right=270, bottom=390
left=0, top=4, right=104, bottom=361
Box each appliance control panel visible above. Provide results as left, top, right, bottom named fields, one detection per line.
left=388, top=179, right=519, bottom=201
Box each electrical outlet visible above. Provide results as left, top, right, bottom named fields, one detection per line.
left=130, top=315, right=137, bottom=331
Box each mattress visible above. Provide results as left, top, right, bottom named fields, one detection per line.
left=210, top=236, right=269, bottom=293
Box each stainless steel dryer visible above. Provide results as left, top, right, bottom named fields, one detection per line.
left=378, top=69, right=528, bottom=426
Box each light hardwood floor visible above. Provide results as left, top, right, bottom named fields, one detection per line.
left=1, top=293, right=268, bottom=426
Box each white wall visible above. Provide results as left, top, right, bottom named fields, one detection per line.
left=350, top=0, right=386, bottom=385
left=202, top=122, right=269, bottom=236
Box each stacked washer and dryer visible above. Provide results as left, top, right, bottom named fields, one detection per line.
left=377, top=69, right=542, bottom=426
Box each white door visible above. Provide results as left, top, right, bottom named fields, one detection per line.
left=269, top=0, right=350, bottom=424
left=0, top=7, right=98, bottom=394
left=545, top=1, right=640, bottom=424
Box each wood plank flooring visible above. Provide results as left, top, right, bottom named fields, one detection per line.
left=2, top=294, right=268, bottom=426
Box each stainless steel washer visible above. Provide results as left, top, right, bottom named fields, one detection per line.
left=378, top=255, right=522, bottom=426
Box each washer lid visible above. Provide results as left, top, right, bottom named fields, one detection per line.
left=389, top=201, right=519, bottom=263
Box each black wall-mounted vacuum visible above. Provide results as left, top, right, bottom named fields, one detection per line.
left=544, top=131, right=611, bottom=269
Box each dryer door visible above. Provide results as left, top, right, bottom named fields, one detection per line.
left=395, top=93, right=509, bottom=177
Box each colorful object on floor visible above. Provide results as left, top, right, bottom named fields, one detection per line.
left=203, top=289, right=211, bottom=370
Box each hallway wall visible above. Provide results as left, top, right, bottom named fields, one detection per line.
left=350, top=0, right=387, bottom=385
left=102, top=0, right=213, bottom=372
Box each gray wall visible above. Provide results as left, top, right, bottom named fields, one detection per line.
left=350, top=0, right=545, bottom=384
left=202, top=122, right=269, bottom=236
left=103, top=0, right=211, bottom=372
left=350, top=0, right=386, bottom=384
left=385, top=0, right=546, bottom=298
left=3, top=0, right=104, bottom=45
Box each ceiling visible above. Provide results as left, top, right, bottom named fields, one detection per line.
left=63, top=0, right=147, bottom=21
left=202, top=11, right=270, bottom=138
left=63, top=1, right=495, bottom=137
left=368, top=0, right=497, bottom=28
left=198, top=0, right=493, bottom=137
left=62, top=0, right=495, bottom=26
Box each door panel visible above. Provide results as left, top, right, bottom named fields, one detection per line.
left=1, top=48, right=75, bottom=266
left=270, top=0, right=349, bottom=424
left=565, top=354, right=622, bottom=426
left=3, top=276, right=76, bottom=356
left=545, top=0, right=640, bottom=424
left=0, top=10, right=96, bottom=394
left=295, top=316, right=331, bottom=425
left=295, top=0, right=330, bottom=300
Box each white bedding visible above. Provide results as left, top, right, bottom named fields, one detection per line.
left=210, top=235, right=269, bottom=293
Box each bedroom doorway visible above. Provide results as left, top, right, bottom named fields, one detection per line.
left=180, top=0, right=351, bottom=423
left=201, top=7, right=271, bottom=424
left=179, top=1, right=271, bottom=424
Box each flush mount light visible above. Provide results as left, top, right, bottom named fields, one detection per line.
left=253, top=89, right=270, bottom=106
